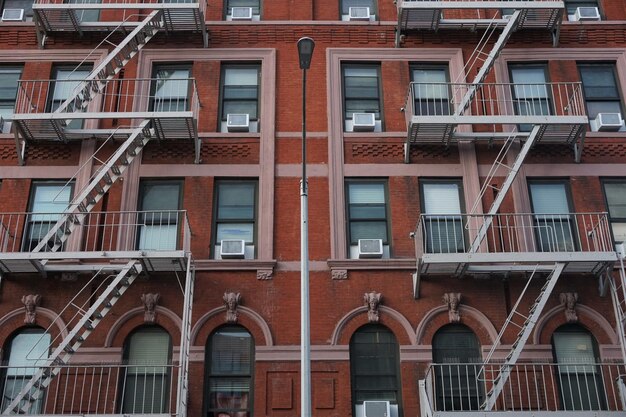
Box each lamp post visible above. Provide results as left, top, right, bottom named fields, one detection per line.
left=297, top=36, right=314, bottom=417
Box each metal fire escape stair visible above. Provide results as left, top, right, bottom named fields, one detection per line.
left=1, top=260, right=143, bottom=415
left=32, top=120, right=153, bottom=254
left=479, top=262, right=565, bottom=411
left=610, top=258, right=626, bottom=362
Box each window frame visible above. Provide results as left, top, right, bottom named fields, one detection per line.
left=223, top=0, right=261, bottom=20
left=136, top=179, right=183, bottom=251
left=601, top=178, right=626, bottom=245
left=345, top=179, right=390, bottom=253
left=577, top=63, right=625, bottom=126
left=339, top=0, right=377, bottom=21
left=0, top=66, right=23, bottom=134
left=0, top=0, right=35, bottom=21
left=508, top=63, right=552, bottom=132
left=564, top=0, right=601, bottom=20
left=419, top=179, right=466, bottom=254
left=23, top=180, right=73, bottom=252
left=204, top=325, right=255, bottom=417
left=342, top=63, right=383, bottom=132
left=47, top=64, right=92, bottom=129
left=410, top=63, right=451, bottom=117
left=150, top=63, right=192, bottom=113
left=212, top=179, right=258, bottom=259
left=218, top=63, right=261, bottom=133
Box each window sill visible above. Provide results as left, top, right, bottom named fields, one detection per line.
left=327, top=258, right=416, bottom=279
left=200, top=132, right=261, bottom=139
left=585, top=131, right=626, bottom=139
left=194, top=259, right=276, bottom=279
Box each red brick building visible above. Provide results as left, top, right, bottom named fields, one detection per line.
left=0, top=0, right=626, bottom=416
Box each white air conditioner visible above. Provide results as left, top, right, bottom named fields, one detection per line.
left=352, top=112, right=376, bottom=132
left=2, top=8, right=24, bottom=21
left=226, top=113, right=250, bottom=132
left=573, top=7, right=600, bottom=21
left=591, top=112, right=624, bottom=132
left=220, top=239, right=246, bottom=259
left=348, top=6, right=370, bottom=21
left=616, top=242, right=626, bottom=260
left=358, top=239, right=383, bottom=259
left=231, top=6, right=253, bottom=20
left=364, top=400, right=390, bottom=417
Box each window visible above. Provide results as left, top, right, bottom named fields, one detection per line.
left=213, top=180, right=257, bottom=259
left=0, top=66, right=22, bottom=133
left=64, top=0, right=100, bottom=23
left=224, top=0, right=260, bottom=20
left=509, top=64, right=551, bottom=131
left=342, top=64, right=382, bottom=132
left=602, top=179, right=626, bottom=244
left=220, top=64, right=260, bottom=133
left=346, top=180, right=389, bottom=258
left=565, top=0, right=600, bottom=21
left=411, top=65, right=451, bottom=116
left=151, top=65, right=191, bottom=112
left=432, top=325, right=482, bottom=411
left=23, top=181, right=72, bottom=252
left=420, top=180, right=465, bottom=254
left=1, top=328, right=50, bottom=414
left=350, top=325, right=401, bottom=416
left=137, top=180, right=182, bottom=251
left=528, top=180, right=576, bottom=252
left=1, top=0, right=34, bottom=21
left=578, top=63, right=625, bottom=131
left=340, top=0, right=376, bottom=21
left=48, top=65, right=91, bottom=129
left=552, top=325, right=605, bottom=410
left=121, top=327, right=171, bottom=414
left=205, top=326, right=254, bottom=417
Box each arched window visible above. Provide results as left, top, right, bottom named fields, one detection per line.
left=350, top=324, right=402, bottom=417
left=121, top=326, right=171, bottom=414
left=1, top=327, right=50, bottom=414
left=432, top=324, right=482, bottom=411
left=552, top=324, right=605, bottom=410
left=205, top=326, right=254, bottom=417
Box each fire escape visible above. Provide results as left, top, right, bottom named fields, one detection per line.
left=0, top=0, right=204, bottom=414
left=399, top=1, right=621, bottom=415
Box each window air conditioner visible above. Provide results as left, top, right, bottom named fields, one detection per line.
left=226, top=113, right=250, bottom=132
left=348, top=6, right=370, bottom=21
left=220, top=239, right=246, bottom=259
left=573, top=7, right=600, bottom=21
left=231, top=6, right=253, bottom=20
left=358, top=239, right=383, bottom=259
left=1, top=8, right=24, bottom=21
left=364, top=400, right=391, bottom=417
left=616, top=242, right=626, bottom=260
left=352, top=112, right=376, bottom=132
left=592, top=112, right=624, bottom=132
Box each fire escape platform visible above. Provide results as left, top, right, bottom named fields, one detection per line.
left=397, top=1, right=564, bottom=32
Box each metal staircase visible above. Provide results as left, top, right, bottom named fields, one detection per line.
left=32, top=120, right=153, bottom=254
left=610, top=257, right=626, bottom=362
left=176, top=256, right=194, bottom=417
left=479, top=263, right=565, bottom=411
left=1, top=260, right=143, bottom=415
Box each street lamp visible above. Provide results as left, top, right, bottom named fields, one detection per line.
left=297, top=36, right=314, bottom=417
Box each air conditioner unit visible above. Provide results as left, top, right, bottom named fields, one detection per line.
left=352, top=112, right=376, bottom=132
left=1, top=8, right=24, bottom=21
left=573, top=7, right=600, bottom=21
left=364, top=400, right=390, bottom=417
left=358, top=239, right=383, bottom=259
left=348, top=6, right=370, bottom=21
left=616, top=242, right=626, bottom=260
left=226, top=113, right=250, bottom=132
left=220, top=240, right=246, bottom=259
left=231, top=6, right=253, bottom=20
left=592, top=112, right=624, bottom=132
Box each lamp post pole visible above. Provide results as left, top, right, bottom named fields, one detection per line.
left=297, top=36, right=315, bottom=417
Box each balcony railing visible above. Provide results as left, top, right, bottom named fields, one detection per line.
left=0, top=363, right=180, bottom=416
left=0, top=210, right=191, bottom=254
left=421, top=362, right=626, bottom=414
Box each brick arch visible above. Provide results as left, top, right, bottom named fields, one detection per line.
left=191, top=306, right=273, bottom=347
left=534, top=304, right=617, bottom=346
left=330, top=306, right=415, bottom=346
left=105, top=306, right=182, bottom=348
left=0, top=308, right=68, bottom=346
left=416, top=305, right=498, bottom=347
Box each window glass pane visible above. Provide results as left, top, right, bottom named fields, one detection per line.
left=351, top=221, right=387, bottom=241
left=349, top=183, right=384, bottom=204
left=127, top=329, right=171, bottom=371
left=612, top=223, right=626, bottom=243
left=224, top=68, right=258, bottom=86
left=586, top=101, right=622, bottom=120
left=216, top=223, right=254, bottom=242
left=65, top=0, right=101, bottom=22
left=217, top=183, right=255, bottom=220
left=52, top=69, right=91, bottom=102
left=344, top=66, right=381, bottom=119
left=222, top=66, right=260, bottom=122
left=341, top=0, right=375, bottom=14
left=140, top=183, right=180, bottom=211
left=580, top=66, right=618, bottom=99
left=210, top=328, right=252, bottom=375
left=604, top=182, right=626, bottom=218
left=6, top=331, right=50, bottom=374
left=422, top=183, right=462, bottom=214
left=511, top=67, right=549, bottom=99
left=0, top=68, right=22, bottom=102
left=529, top=183, right=570, bottom=214
left=412, top=68, right=449, bottom=99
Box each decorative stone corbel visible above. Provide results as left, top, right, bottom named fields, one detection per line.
left=21, top=294, right=41, bottom=324
left=140, top=293, right=160, bottom=323
left=559, top=292, right=579, bottom=323
left=443, top=292, right=462, bottom=323
left=224, top=292, right=241, bottom=323
left=257, top=269, right=273, bottom=280
left=363, top=292, right=382, bottom=323
left=332, top=269, right=348, bottom=280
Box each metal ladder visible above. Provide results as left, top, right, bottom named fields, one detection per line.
left=1, top=260, right=143, bottom=415
left=32, top=120, right=153, bottom=253
left=610, top=257, right=626, bottom=361
left=480, top=263, right=565, bottom=411
left=176, top=256, right=194, bottom=417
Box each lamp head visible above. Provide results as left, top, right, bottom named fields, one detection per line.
left=297, top=37, right=315, bottom=70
